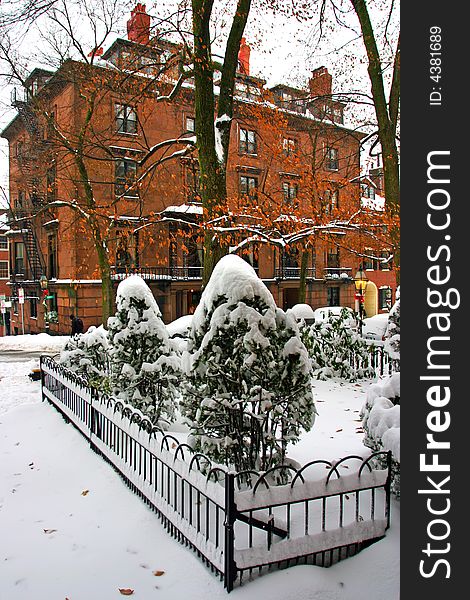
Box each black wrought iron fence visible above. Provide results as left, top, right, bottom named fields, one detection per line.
left=40, top=356, right=392, bottom=592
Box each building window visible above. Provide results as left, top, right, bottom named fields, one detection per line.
left=379, top=287, right=392, bottom=310
left=183, top=236, right=203, bottom=277
left=327, top=286, right=340, bottom=306
left=240, top=175, right=258, bottom=200
left=14, top=242, right=25, bottom=275
left=115, top=104, right=137, bottom=134
left=185, top=116, right=195, bottom=133
left=283, top=138, right=297, bottom=156
left=30, top=297, right=38, bottom=319
left=115, top=230, right=138, bottom=273
left=16, top=140, right=24, bottom=158
left=361, top=183, right=375, bottom=199
left=333, top=106, right=343, bottom=123
left=15, top=190, right=25, bottom=210
left=239, top=128, right=257, bottom=155
left=282, top=247, right=299, bottom=271
left=47, top=234, right=58, bottom=279
left=0, top=260, right=9, bottom=278
left=362, top=253, right=376, bottom=271
left=240, top=246, right=259, bottom=271
left=45, top=291, right=58, bottom=323
left=379, top=251, right=392, bottom=270
left=325, top=147, right=339, bottom=170
left=324, top=189, right=339, bottom=213
left=326, top=246, right=340, bottom=269
left=184, top=160, right=200, bottom=202
left=0, top=235, right=7, bottom=250
left=282, top=181, right=298, bottom=204
left=115, top=159, right=138, bottom=197
left=46, top=164, right=56, bottom=202
left=169, top=224, right=178, bottom=270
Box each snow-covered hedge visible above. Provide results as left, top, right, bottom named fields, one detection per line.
left=300, top=309, right=375, bottom=381
left=59, top=325, right=110, bottom=391
left=181, top=256, right=316, bottom=473
left=384, top=288, right=400, bottom=363
left=107, top=275, right=180, bottom=428
left=360, top=372, right=400, bottom=497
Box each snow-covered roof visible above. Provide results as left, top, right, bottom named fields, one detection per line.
left=163, top=204, right=203, bottom=215
left=361, top=194, right=385, bottom=211
left=0, top=212, right=9, bottom=231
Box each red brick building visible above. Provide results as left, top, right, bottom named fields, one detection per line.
left=1, top=4, right=396, bottom=335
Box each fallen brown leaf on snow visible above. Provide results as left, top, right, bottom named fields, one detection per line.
left=118, top=589, right=134, bottom=596
left=43, top=529, right=58, bottom=534
left=81, top=490, right=89, bottom=496
left=153, top=570, right=165, bottom=577
left=335, top=429, right=343, bottom=432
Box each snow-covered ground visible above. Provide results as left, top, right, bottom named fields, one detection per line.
left=0, top=333, right=69, bottom=353
left=0, top=335, right=399, bottom=600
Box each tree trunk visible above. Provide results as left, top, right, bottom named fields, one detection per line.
left=192, top=0, right=251, bottom=285
left=351, top=0, right=400, bottom=214
left=298, top=250, right=309, bottom=303
left=96, top=245, right=114, bottom=323
left=192, top=0, right=228, bottom=285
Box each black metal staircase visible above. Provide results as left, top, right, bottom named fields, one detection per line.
left=7, top=209, right=46, bottom=282
left=11, top=88, right=42, bottom=139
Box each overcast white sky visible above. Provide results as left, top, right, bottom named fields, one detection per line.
left=0, top=0, right=399, bottom=204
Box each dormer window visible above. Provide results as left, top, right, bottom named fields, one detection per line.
left=361, top=183, right=375, bottom=199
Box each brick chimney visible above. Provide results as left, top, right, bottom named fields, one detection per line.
left=309, top=66, right=332, bottom=97
left=88, top=47, right=104, bottom=57
left=127, top=3, right=151, bottom=45
left=238, top=38, right=250, bottom=75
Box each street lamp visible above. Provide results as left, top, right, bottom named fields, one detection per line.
left=354, top=269, right=368, bottom=334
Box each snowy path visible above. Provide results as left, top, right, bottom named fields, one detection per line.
left=0, top=354, right=399, bottom=600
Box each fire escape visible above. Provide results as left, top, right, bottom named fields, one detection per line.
left=9, top=87, right=48, bottom=289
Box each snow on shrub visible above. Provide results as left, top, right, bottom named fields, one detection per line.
left=360, top=372, right=400, bottom=497
left=181, top=255, right=316, bottom=474
left=59, top=325, right=110, bottom=391
left=107, top=275, right=180, bottom=427
left=384, top=287, right=400, bottom=363
left=300, top=308, right=375, bottom=381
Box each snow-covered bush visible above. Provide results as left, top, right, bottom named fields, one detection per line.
left=384, top=287, right=400, bottom=363
left=59, top=325, right=110, bottom=391
left=107, top=275, right=180, bottom=427
left=300, top=309, right=375, bottom=381
left=360, top=372, right=400, bottom=497
left=181, top=255, right=316, bottom=474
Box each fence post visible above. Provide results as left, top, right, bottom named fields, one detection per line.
left=89, top=387, right=96, bottom=447
left=224, top=471, right=236, bottom=593
left=40, top=355, right=45, bottom=402
left=385, top=451, right=392, bottom=530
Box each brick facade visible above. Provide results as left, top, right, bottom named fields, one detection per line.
left=1, top=5, right=397, bottom=334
